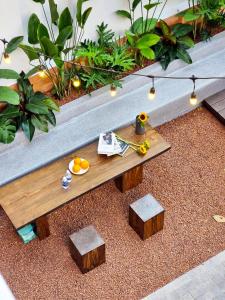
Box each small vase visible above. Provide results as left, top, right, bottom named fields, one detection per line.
left=135, top=116, right=146, bottom=135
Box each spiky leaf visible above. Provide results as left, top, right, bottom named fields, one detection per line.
left=0, top=118, right=16, bottom=144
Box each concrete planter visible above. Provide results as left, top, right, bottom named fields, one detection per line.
left=1, top=31, right=225, bottom=187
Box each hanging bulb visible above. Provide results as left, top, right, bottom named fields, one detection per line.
left=38, top=69, right=47, bottom=79
left=71, top=75, right=81, bottom=88
left=110, top=85, right=117, bottom=97
left=148, top=87, right=156, bottom=100
left=3, top=53, right=11, bottom=64
left=190, top=91, right=198, bottom=106
left=190, top=75, right=197, bottom=106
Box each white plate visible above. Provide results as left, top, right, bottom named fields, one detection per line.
left=69, top=158, right=90, bottom=175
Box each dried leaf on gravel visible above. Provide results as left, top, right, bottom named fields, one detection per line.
left=213, top=215, right=225, bottom=223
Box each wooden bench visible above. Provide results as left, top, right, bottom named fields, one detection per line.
left=0, top=125, right=171, bottom=240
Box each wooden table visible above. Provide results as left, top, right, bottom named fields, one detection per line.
left=0, top=125, right=170, bottom=240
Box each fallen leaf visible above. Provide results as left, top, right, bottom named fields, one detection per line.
left=213, top=215, right=225, bottom=223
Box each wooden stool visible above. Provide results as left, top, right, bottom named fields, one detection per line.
left=69, top=225, right=105, bottom=273
left=129, top=194, right=165, bottom=240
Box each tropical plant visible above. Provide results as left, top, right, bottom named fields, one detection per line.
left=116, top=1, right=168, bottom=64
left=0, top=69, right=59, bottom=144
left=153, top=20, right=194, bottom=70
left=180, top=0, right=225, bottom=40
left=75, top=23, right=135, bottom=89
left=5, top=0, right=92, bottom=99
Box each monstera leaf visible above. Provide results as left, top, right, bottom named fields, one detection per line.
left=0, top=118, right=16, bottom=144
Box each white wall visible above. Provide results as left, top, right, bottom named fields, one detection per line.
left=0, top=0, right=187, bottom=85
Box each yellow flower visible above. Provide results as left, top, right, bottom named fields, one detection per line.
left=138, top=145, right=147, bottom=155
left=138, top=112, right=148, bottom=124
left=143, top=139, right=151, bottom=149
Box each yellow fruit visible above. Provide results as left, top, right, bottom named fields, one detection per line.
left=74, top=157, right=81, bottom=165
left=80, top=160, right=89, bottom=170
left=73, top=164, right=81, bottom=173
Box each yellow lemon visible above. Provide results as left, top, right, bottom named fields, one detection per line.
left=80, top=160, right=89, bottom=170
left=74, top=157, right=81, bottom=165
left=73, top=164, right=81, bottom=173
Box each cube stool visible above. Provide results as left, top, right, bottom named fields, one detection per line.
left=129, top=194, right=165, bottom=240
left=69, top=225, right=105, bottom=273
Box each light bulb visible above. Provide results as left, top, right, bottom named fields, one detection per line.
left=71, top=75, right=81, bottom=88
left=148, top=87, right=156, bottom=100
left=3, top=53, right=11, bottom=64
left=38, top=69, right=47, bottom=79
left=110, top=85, right=117, bottom=97
left=190, top=92, right=198, bottom=106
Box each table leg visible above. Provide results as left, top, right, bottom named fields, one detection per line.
left=35, top=215, right=50, bottom=240
left=115, top=165, right=143, bottom=193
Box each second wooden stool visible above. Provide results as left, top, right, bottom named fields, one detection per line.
left=129, top=194, right=165, bottom=240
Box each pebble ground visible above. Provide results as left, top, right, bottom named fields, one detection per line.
left=0, top=107, right=225, bottom=300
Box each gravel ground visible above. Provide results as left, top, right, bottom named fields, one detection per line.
left=0, top=107, right=225, bottom=300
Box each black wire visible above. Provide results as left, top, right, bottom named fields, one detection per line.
left=1, top=37, right=225, bottom=82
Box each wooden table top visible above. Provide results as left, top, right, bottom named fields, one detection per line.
left=0, top=125, right=171, bottom=229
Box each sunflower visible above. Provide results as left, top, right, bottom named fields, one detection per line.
left=138, top=112, right=148, bottom=124
left=138, top=145, right=147, bottom=155
left=143, top=139, right=151, bottom=149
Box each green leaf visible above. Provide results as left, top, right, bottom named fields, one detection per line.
left=159, top=20, right=170, bottom=36
left=55, top=26, right=73, bottom=46
left=37, top=23, right=50, bottom=41
left=178, top=36, right=194, bottom=48
left=41, top=37, right=58, bottom=57
left=58, top=7, right=73, bottom=32
left=132, top=0, right=141, bottom=11
left=176, top=47, right=192, bottom=64
left=76, top=0, right=89, bottom=26
left=81, top=7, right=92, bottom=28
left=22, top=118, right=35, bottom=141
left=42, top=98, right=60, bottom=112
left=172, top=23, right=193, bottom=38
left=115, top=10, right=132, bottom=20
left=5, top=36, right=23, bottom=54
left=0, top=87, right=20, bottom=105
left=160, top=55, right=171, bottom=70
left=26, top=102, right=49, bottom=115
left=32, top=0, right=45, bottom=4
left=30, top=92, right=47, bottom=102
left=19, top=45, right=40, bottom=61
left=28, top=14, right=40, bottom=44
left=140, top=48, right=155, bottom=60
left=0, top=118, right=16, bottom=144
left=183, top=9, right=201, bottom=22
left=48, top=0, right=59, bottom=25
left=0, top=105, right=21, bottom=118
left=125, top=31, right=136, bottom=46
left=44, top=110, right=56, bottom=126
left=54, top=57, right=64, bottom=68
left=31, top=115, right=48, bottom=132
left=136, top=33, right=160, bottom=49
left=0, top=69, right=20, bottom=79
left=144, top=3, right=160, bottom=11
left=131, top=17, right=157, bottom=34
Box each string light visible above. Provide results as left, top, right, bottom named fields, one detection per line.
left=1, top=37, right=225, bottom=107
left=3, top=52, right=11, bottom=64
left=148, top=76, right=156, bottom=100
left=38, top=67, right=47, bottom=79
left=71, top=75, right=81, bottom=88
left=110, top=85, right=117, bottom=97
left=189, top=75, right=198, bottom=106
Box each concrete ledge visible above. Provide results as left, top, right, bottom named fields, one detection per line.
left=1, top=31, right=225, bottom=186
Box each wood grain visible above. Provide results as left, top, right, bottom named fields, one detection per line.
left=0, top=125, right=170, bottom=229
left=115, top=165, right=143, bottom=193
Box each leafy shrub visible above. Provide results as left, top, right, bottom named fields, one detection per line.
left=0, top=70, right=59, bottom=144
